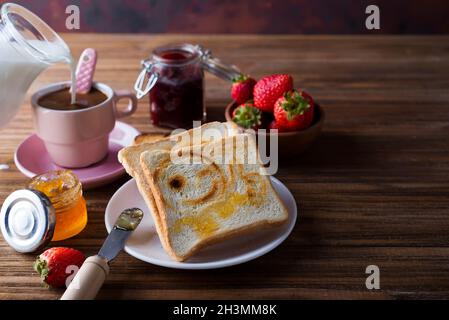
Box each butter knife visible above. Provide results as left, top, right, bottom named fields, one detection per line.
left=61, top=208, right=144, bottom=300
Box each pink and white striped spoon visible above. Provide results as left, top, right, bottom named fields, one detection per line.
left=74, top=48, right=97, bottom=94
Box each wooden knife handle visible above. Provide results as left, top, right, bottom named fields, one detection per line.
left=61, top=255, right=110, bottom=300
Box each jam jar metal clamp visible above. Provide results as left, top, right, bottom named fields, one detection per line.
left=134, top=59, right=159, bottom=99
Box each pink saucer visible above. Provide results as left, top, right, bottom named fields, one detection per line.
left=14, top=122, right=140, bottom=190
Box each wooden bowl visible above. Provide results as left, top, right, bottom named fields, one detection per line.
left=225, top=102, right=325, bottom=157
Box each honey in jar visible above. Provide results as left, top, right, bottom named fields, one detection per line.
left=28, top=170, right=87, bottom=241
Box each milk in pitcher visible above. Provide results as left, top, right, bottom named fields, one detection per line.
left=0, top=3, right=77, bottom=128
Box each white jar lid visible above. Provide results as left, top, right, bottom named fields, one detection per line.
left=0, top=189, right=55, bottom=253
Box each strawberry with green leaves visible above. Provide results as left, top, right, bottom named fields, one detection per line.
left=34, top=247, right=85, bottom=288
left=232, top=102, right=263, bottom=130
left=254, top=74, right=294, bottom=113
left=231, top=75, right=257, bottom=104
left=274, top=90, right=315, bottom=132
left=268, top=120, right=285, bottom=132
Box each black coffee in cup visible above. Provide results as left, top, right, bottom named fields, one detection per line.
left=32, top=81, right=138, bottom=168
left=38, top=88, right=108, bottom=111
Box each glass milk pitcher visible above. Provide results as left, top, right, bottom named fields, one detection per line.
left=0, top=3, right=73, bottom=128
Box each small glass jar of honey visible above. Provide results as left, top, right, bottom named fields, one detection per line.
left=28, top=170, right=87, bottom=241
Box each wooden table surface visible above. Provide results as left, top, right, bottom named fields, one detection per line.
left=1, top=34, right=449, bottom=300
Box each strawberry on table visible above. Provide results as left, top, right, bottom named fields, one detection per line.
left=34, top=247, right=85, bottom=288
left=274, top=90, right=315, bottom=132
left=232, top=102, right=263, bottom=130
left=253, top=74, right=294, bottom=113
left=231, top=75, right=257, bottom=104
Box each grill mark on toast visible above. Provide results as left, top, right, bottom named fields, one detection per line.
left=168, top=175, right=185, bottom=191
left=211, top=163, right=227, bottom=191
left=228, top=165, right=236, bottom=192
left=183, top=163, right=225, bottom=205
left=183, top=182, right=218, bottom=205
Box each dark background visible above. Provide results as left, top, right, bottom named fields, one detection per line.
left=1, top=0, right=448, bottom=34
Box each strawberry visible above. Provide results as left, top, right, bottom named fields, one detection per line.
left=34, top=247, right=85, bottom=288
left=253, top=74, right=294, bottom=113
left=268, top=120, right=289, bottom=133
left=274, top=90, right=315, bottom=132
left=231, top=75, right=257, bottom=104
left=268, top=120, right=280, bottom=131
left=232, top=102, right=263, bottom=130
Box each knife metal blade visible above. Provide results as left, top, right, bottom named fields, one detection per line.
left=98, top=208, right=143, bottom=262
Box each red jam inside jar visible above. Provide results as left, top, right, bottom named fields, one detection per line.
left=149, top=44, right=205, bottom=129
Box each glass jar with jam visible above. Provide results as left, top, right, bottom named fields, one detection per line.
left=28, top=170, right=87, bottom=241
left=135, top=43, right=242, bottom=129
left=0, top=170, right=88, bottom=253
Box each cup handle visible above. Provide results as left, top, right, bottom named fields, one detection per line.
left=114, top=90, right=138, bottom=119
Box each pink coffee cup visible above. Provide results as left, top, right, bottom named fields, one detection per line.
left=31, top=81, right=138, bottom=168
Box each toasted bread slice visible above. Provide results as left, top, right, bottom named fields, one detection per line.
left=140, top=134, right=289, bottom=262
left=133, top=132, right=170, bottom=146
left=118, top=122, right=241, bottom=252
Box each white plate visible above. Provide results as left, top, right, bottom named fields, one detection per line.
left=105, top=177, right=298, bottom=270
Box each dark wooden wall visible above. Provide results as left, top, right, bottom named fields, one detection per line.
left=1, top=0, right=449, bottom=34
